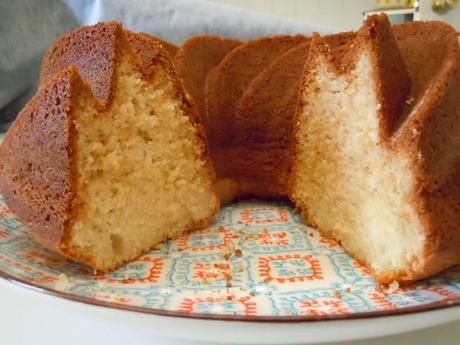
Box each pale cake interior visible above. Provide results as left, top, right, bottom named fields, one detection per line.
left=69, top=51, right=218, bottom=271
left=293, top=54, right=425, bottom=279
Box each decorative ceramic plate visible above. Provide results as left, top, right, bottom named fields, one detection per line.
left=1, top=195, right=460, bottom=323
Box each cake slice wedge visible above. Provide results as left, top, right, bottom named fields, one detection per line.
left=291, top=14, right=460, bottom=284
left=0, top=23, right=219, bottom=272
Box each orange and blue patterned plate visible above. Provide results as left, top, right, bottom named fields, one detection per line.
left=1, top=195, right=460, bottom=321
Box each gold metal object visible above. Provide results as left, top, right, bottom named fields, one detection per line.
left=432, top=0, right=459, bottom=14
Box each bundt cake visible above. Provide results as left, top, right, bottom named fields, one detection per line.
left=0, top=22, right=219, bottom=272
left=0, top=15, right=459, bottom=284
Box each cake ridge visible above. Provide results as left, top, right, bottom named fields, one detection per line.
left=0, top=64, right=87, bottom=250
left=38, top=22, right=122, bottom=107
left=205, top=34, right=308, bottom=148
left=174, top=35, right=242, bottom=128
left=393, top=22, right=459, bottom=135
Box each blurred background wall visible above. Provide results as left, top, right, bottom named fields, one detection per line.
left=209, top=0, right=460, bottom=31
left=210, top=0, right=375, bottom=30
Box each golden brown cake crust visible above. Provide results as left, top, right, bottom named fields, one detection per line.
left=0, top=66, right=82, bottom=251
left=391, top=21, right=460, bottom=282
left=174, top=35, right=241, bottom=127
left=0, top=22, right=217, bottom=270
left=360, top=15, right=411, bottom=139
left=230, top=42, right=311, bottom=197
left=205, top=35, right=308, bottom=148
left=204, top=35, right=308, bottom=200
left=237, top=42, right=311, bottom=143
left=153, top=36, right=179, bottom=57
left=38, top=23, right=121, bottom=107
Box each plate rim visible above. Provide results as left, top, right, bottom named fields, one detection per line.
left=2, top=269, right=460, bottom=322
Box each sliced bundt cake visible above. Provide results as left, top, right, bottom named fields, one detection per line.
left=291, top=15, right=460, bottom=283
left=1, top=15, right=459, bottom=284
left=0, top=22, right=219, bottom=272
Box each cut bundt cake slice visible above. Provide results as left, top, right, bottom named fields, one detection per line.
left=205, top=35, right=308, bottom=201
left=291, top=14, right=460, bottom=283
left=0, top=23, right=219, bottom=272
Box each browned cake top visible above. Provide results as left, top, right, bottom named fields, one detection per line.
left=392, top=20, right=460, bottom=195
left=393, top=20, right=460, bottom=145
left=124, top=31, right=172, bottom=79
left=237, top=42, right=311, bottom=145
left=205, top=34, right=308, bottom=147
left=39, top=22, right=122, bottom=106
left=154, top=37, right=179, bottom=57
left=360, top=15, right=411, bottom=139
left=0, top=66, right=84, bottom=249
left=174, top=35, right=241, bottom=127
left=222, top=42, right=312, bottom=196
